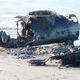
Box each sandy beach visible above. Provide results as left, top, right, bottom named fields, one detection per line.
left=0, top=49, right=79, bottom=80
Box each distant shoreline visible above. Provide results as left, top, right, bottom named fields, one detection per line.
left=0, top=28, right=17, bottom=30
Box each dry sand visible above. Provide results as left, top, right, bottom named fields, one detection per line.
left=0, top=50, right=80, bottom=80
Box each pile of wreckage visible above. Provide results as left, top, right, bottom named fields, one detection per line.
left=0, top=10, right=79, bottom=48
left=0, top=10, right=80, bottom=67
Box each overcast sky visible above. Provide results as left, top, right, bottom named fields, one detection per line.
left=0, top=0, right=80, bottom=45
left=0, top=0, right=79, bottom=15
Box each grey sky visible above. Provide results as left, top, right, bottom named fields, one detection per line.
left=0, top=0, right=79, bottom=15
